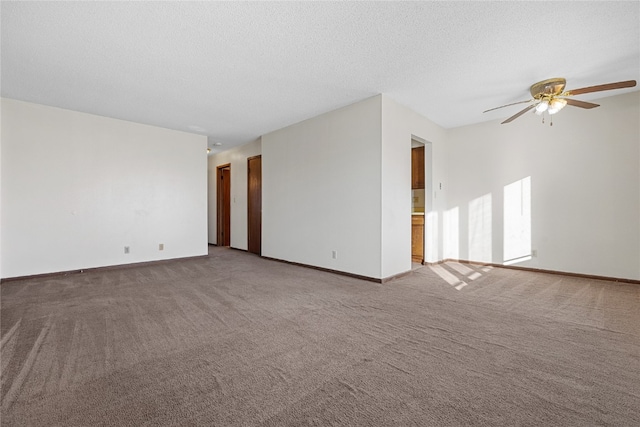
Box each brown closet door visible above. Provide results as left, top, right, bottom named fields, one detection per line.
left=247, top=156, right=262, bottom=255
left=217, top=164, right=231, bottom=246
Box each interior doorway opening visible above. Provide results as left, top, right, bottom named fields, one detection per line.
left=411, top=139, right=426, bottom=264
left=410, top=136, right=433, bottom=265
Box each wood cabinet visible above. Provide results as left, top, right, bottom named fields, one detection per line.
left=411, top=215, right=424, bottom=263
left=412, top=146, right=425, bottom=189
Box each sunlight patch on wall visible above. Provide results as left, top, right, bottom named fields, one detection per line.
left=468, top=193, right=492, bottom=263
left=443, top=206, right=459, bottom=260
left=503, top=176, right=531, bottom=264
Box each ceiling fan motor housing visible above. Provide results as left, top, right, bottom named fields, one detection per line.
left=530, top=78, right=567, bottom=99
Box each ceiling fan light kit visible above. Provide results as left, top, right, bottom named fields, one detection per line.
left=484, top=77, right=637, bottom=125
left=534, top=99, right=549, bottom=114
left=547, top=98, right=567, bottom=115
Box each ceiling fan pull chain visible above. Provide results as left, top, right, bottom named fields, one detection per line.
left=550, top=115, right=553, bottom=126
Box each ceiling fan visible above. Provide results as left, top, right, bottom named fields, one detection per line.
left=484, top=78, right=637, bottom=124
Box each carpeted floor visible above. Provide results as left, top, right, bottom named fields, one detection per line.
left=1, top=246, right=639, bottom=426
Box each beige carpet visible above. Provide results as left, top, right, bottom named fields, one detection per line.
left=1, top=246, right=639, bottom=426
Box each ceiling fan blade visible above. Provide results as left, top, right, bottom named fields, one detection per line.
left=483, top=99, right=532, bottom=113
left=564, top=98, right=600, bottom=109
left=565, top=80, right=636, bottom=96
left=501, top=104, right=536, bottom=124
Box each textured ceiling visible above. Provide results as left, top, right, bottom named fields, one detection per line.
left=2, top=2, right=639, bottom=153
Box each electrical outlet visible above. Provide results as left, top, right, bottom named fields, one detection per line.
left=124, top=246, right=130, bottom=254
left=332, top=250, right=338, bottom=259
left=159, top=243, right=164, bottom=251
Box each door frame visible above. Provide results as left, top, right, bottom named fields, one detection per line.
left=411, top=136, right=432, bottom=264
left=216, top=163, right=231, bottom=246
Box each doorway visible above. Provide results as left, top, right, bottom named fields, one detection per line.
left=247, top=155, right=262, bottom=255
left=411, top=140, right=425, bottom=264
left=217, top=164, right=231, bottom=246
left=410, top=136, right=433, bottom=265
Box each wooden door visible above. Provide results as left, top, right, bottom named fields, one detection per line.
left=217, top=164, right=231, bottom=246
left=247, top=156, right=262, bottom=255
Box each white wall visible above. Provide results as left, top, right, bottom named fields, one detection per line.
left=207, top=138, right=262, bottom=249
left=381, top=95, right=447, bottom=277
left=1, top=98, right=208, bottom=278
left=445, top=91, right=640, bottom=280
left=262, top=96, right=383, bottom=278
left=0, top=103, right=3, bottom=280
